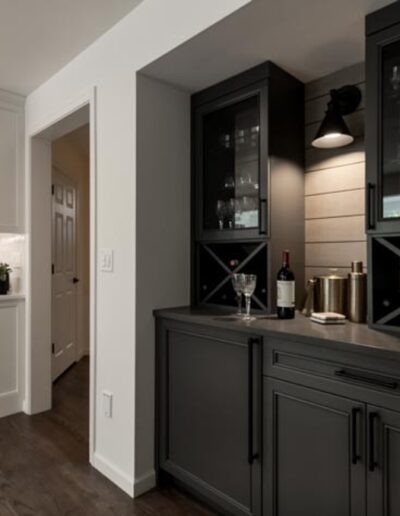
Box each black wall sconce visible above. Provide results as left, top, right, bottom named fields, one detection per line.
left=311, top=85, right=362, bottom=149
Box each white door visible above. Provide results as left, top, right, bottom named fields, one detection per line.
left=52, top=168, right=78, bottom=380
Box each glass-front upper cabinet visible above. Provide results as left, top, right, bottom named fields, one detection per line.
left=194, top=83, right=268, bottom=240
left=367, top=25, right=400, bottom=233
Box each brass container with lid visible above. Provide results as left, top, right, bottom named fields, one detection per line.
left=348, top=261, right=367, bottom=323
left=315, top=270, right=348, bottom=315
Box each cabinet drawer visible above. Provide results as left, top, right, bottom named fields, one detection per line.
left=264, top=337, right=400, bottom=401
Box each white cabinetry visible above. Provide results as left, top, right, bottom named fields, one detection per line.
left=0, top=297, right=25, bottom=417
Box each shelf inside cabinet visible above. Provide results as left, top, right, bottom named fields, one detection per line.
left=197, top=241, right=268, bottom=310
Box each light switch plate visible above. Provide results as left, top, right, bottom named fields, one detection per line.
left=99, top=248, right=113, bottom=272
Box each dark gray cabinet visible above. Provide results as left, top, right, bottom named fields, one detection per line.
left=156, top=319, right=262, bottom=516
left=367, top=405, right=400, bottom=516
left=155, top=311, right=400, bottom=515
left=191, top=62, right=305, bottom=313
left=366, top=3, right=400, bottom=235
left=366, top=3, right=400, bottom=333
left=263, top=378, right=365, bottom=516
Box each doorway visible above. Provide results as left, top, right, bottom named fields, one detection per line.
left=28, top=93, right=96, bottom=463
left=51, top=124, right=90, bottom=381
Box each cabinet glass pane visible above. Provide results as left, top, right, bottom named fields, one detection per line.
left=203, top=96, right=260, bottom=231
left=382, top=41, right=400, bottom=219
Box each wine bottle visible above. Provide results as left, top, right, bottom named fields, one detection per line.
left=277, top=250, right=295, bottom=319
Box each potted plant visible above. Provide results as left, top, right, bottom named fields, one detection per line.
left=0, top=263, right=11, bottom=295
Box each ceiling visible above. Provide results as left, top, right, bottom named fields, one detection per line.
left=143, top=0, right=394, bottom=91
left=0, top=0, right=143, bottom=95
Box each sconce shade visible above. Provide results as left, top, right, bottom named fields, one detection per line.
left=311, top=85, right=361, bottom=149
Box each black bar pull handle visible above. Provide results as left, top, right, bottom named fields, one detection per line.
left=367, top=182, right=376, bottom=230
left=248, top=337, right=260, bottom=464
left=369, top=412, right=379, bottom=472
left=334, top=369, right=398, bottom=390
left=351, top=407, right=361, bottom=465
left=259, top=199, right=267, bottom=235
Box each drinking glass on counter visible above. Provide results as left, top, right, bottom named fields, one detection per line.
left=231, top=273, right=245, bottom=315
left=242, top=274, right=257, bottom=321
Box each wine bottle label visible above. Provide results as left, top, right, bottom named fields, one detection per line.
left=277, top=281, right=295, bottom=308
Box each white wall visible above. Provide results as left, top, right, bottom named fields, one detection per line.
left=0, top=90, right=24, bottom=234
left=52, top=128, right=90, bottom=359
left=135, top=74, right=191, bottom=491
left=25, top=0, right=250, bottom=497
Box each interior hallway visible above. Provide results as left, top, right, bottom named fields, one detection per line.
left=0, top=358, right=214, bottom=515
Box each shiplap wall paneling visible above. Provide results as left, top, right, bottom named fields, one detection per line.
left=304, top=63, right=366, bottom=282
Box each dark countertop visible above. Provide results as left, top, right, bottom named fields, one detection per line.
left=155, top=306, right=400, bottom=359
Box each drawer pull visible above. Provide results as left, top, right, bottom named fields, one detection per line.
left=351, top=407, right=361, bottom=465
left=248, top=337, right=260, bottom=464
left=334, top=369, right=398, bottom=390
left=369, top=412, right=379, bottom=472
left=367, top=182, right=376, bottom=230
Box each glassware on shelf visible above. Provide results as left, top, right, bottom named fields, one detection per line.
left=242, top=274, right=257, bottom=321
left=222, top=134, right=231, bottom=149
left=227, top=199, right=235, bottom=229
left=224, top=176, right=235, bottom=189
left=391, top=65, right=400, bottom=94
left=231, top=273, right=245, bottom=316
left=216, top=200, right=227, bottom=230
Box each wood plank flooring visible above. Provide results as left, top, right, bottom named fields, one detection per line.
left=0, top=357, right=215, bottom=516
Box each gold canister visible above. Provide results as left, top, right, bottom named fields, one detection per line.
left=348, top=261, right=367, bottom=323
left=315, top=270, right=348, bottom=315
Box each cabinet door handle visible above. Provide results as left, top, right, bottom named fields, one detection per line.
left=351, top=407, right=361, bottom=465
left=259, top=199, right=267, bottom=235
left=334, top=369, right=398, bottom=390
left=248, top=337, right=260, bottom=464
left=369, top=412, right=379, bottom=472
left=367, top=182, right=376, bottom=230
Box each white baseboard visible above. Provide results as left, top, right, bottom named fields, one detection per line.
left=0, top=391, right=21, bottom=418
left=134, top=469, right=156, bottom=497
left=92, top=452, right=134, bottom=497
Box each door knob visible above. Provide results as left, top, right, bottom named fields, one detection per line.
left=73, top=277, right=80, bottom=284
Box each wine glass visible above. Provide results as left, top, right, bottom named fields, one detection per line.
left=216, top=200, right=226, bottom=230
left=242, top=274, right=257, bottom=321
left=231, top=273, right=245, bottom=316
left=227, top=198, right=235, bottom=229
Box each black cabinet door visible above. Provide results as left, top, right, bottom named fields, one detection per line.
left=367, top=405, right=400, bottom=516
left=194, top=81, right=268, bottom=242
left=366, top=24, right=400, bottom=234
left=157, top=321, right=262, bottom=516
left=263, top=378, right=365, bottom=516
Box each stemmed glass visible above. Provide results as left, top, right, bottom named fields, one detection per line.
left=231, top=273, right=245, bottom=316
left=216, top=200, right=226, bottom=230
left=227, top=199, right=235, bottom=229
left=242, top=274, right=257, bottom=321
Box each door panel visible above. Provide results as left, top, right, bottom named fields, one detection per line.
left=52, top=168, right=77, bottom=380
left=367, top=405, right=400, bottom=516
left=158, top=323, right=262, bottom=516
left=366, top=25, right=400, bottom=234
left=264, top=379, right=365, bottom=516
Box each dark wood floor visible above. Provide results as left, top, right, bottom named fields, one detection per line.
left=0, top=357, right=216, bottom=515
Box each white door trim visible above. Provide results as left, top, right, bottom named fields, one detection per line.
left=26, top=86, right=97, bottom=464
